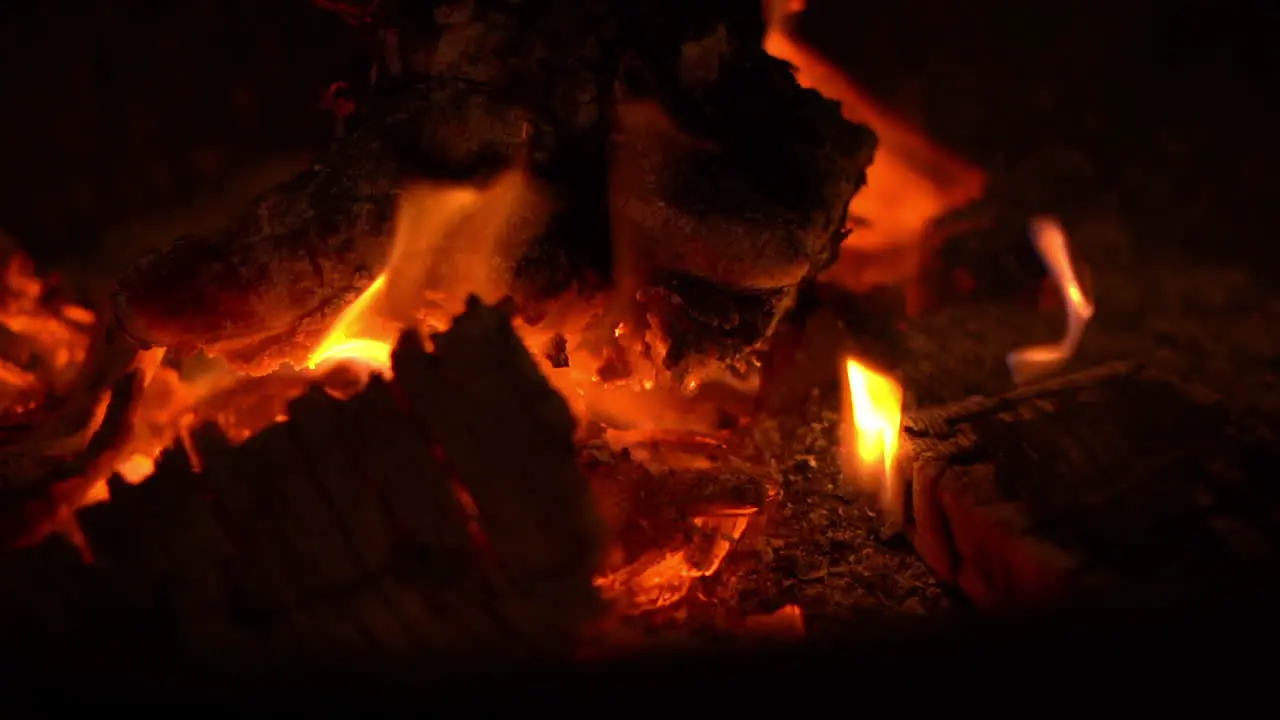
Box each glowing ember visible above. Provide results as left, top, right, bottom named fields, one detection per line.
left=595, top=514, right=751, bottom=614
left=841, top=357, right=904, bottom=517
left=1007, top=217, right=1096, bottom=384
left=744, top=603, right=806, bottom=640
left=0, top=252, right=95, bottom=416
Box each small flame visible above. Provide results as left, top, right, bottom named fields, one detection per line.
left=841, top=357, right=904, bottom=516
left=1006, top=217, right=1096, bottom=384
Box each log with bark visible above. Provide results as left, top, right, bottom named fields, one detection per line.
left=1, top=298, right=607, bottom=658
left=112, top=0, right=877, bottom=375
left=900, top=362, right=1280, bottom=609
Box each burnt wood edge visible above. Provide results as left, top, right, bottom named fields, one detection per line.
left=898, top=361, right=1139, bottom=609
left=0, top=297, right=606, bottom=657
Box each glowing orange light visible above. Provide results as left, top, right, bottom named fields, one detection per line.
left=841, top=357, right=904, bottom=514
left=1006, top=217, right=1096, bottom=384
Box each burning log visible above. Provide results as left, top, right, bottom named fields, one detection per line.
left=899, top=362, right=1280, bottom=609
left=0, top=298, right=606, bottom=657
left=112, top=0, right=877, bottom=374
left=609, top=11, right=875, bottom=292
left=111, top=98, right=404, bottom=374
left=0, top=245, right=159, bottom=548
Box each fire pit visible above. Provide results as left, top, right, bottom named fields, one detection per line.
left=2, top=0, right=1278, bottom=663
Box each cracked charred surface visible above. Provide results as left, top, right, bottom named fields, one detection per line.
left=110, top=0, right=877, bottom=373
left=113, top=108, right=402, bottom=373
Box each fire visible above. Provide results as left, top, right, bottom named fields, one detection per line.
left=2, top=2, right=1015, bottom=630
left=762, top=0, right=987, bottom=311
left=0, top=251, right=95, bottom=419
left=1007, top=217, right=1096, bottom=384
left=305, top=169, right=543, bottom=375
left=306, top=274, right=394, bottom=372
left=292, top=166, right=753, bottom=614
left=840, top=357, right=904, bottom=517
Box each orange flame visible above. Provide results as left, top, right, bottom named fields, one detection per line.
left=306, top=274, right=394, bottom=373
left=1006, top=217, right=1096, bottom=384
left=305, top=168, right=541, bottom=375
left=841, top=357, right=904, bottom=517
left=762, top=0, right=987, bottom=310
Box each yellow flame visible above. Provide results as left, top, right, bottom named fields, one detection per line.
left=841, top=357, right=904, bottom=513
left=1006, top=217, right=1096, bottom=384
left=306, top=274, right=394, bottom=372
left=304, top=169, right=541, bottom=375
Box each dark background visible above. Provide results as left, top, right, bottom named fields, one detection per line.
left=0, top=0, right=361, bottom=284
left=803, top=0, right=1278, bottom=269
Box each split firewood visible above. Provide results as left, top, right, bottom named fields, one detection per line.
left=0, top=298, right=605, bottom=658
left=112, top=0, right=877, bottom=375
left=900, top=362, right=1280, bottom=609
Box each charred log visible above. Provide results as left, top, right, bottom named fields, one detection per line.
left=112, top=0, right=877, bottom=372
left=901, top=362, right=1280, bottom=609
left=112, top=100, right=402, bottom=373
left=0, top=298, right=605, bottom=657
left=610, top=22, right=874, bottom=292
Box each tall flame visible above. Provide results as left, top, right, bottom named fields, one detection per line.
left=1006, top=217, right=1096, bottom=384
left=841, top=357, right=904, bottom=517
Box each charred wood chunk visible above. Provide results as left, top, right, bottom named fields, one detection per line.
left=903, top=362, right=1280, bottom=609
left=7, top=299, right=605, bottom=659
left=393, top=299, right=604, bottom=597
left=610, top=14, right=876, bottom=291
left=110, top=67, right=563, bottom=373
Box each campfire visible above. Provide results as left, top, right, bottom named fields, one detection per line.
left=0, top=0, right=1112, bottom=656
